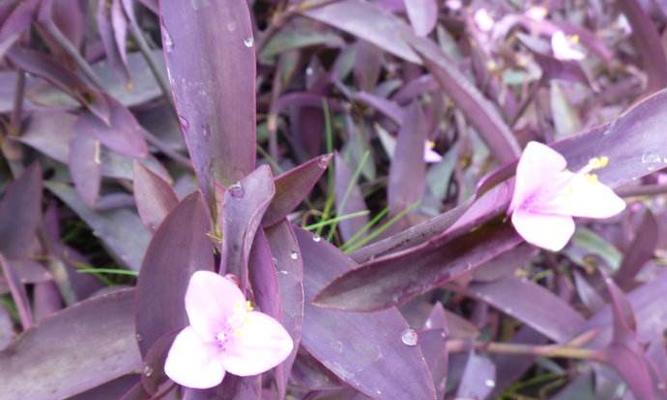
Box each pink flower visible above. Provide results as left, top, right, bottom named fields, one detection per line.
left=164, top=271, right=294, bottom=389
left=551, top=31, right=586, bottom=61
left=509, top=141, right=625, bottom=251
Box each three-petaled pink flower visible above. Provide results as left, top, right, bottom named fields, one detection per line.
left=164, top=271, right=294, bottom=389
left=509, top=141, right=626, bottom=251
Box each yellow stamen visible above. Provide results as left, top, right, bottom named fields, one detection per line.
left=569, top=34, right=580, bottom=44
left=585, top=174, right=599, bottom=184
left=587, top=156, right=609, bottom=170
left=246, top=301, right=254, bottom=312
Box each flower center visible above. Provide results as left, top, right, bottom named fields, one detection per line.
left=214, top=301, right=255, bottom=350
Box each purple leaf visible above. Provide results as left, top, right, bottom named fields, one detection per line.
left=353, top=40, right=383, bottom=91
left=455, top=351, right=496, bottom=400
left=135, top=191, right=214, bottom=356
left=74, top=97, right=148, bottom=158
left=0, top=303, right=13, bottom=351
left=615, top=210, right=658, bottom=289
left=334, top=153, right=370, bottom=243
left=7, top=47, right=111, bottom=124
left=0, top=0, right=39, bottom=59
left=0, top=163, right=42, bottom=259
left=132, top=161, right=178, bottom=233
left=404, top=0, right=438, bottom=37
left=69, top=129, right=102, bottom=207
left=387, top=101, right=427, bottom=214
left=32, top=281, right=63, bottom=321
left=161, top=0, right=256, bottom=204
left=219, top=165, right=275, bottom=291
left=0, top=289, right=141, bottom=399
left=353, top=91, right=404, bottom=126
left=467, top=277, right=587, bottom=343
left=46, top=181, right=150, bottom=270
left=263, top=154, right=331, bottom=227
left=304, top=0, right=420, bottom=63
left=70, top=375, right=140, bottom=400
left=295, top=227, right=437, bottom=400
left=266, top=221, right=305, bottom=398
left=315, top=221, right=522, bottom=312
left=96, top=0, right=130, bottom=83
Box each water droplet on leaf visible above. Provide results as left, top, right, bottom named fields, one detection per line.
left=243, top=37, right=254, bottom=48
left=177, top=115, right=190, bottom=131
left=163, top=29, right=174, bottom=52
left=312, top=235, right=321, bottom=242
left=228, top=182, right=244, bottom=198
left=143, top=365, right=153, bottom=377
left=290, top=250, right=299, bottom=260
left=485, top=379, right=496, bottom=388
left=401, top=328, right=418, bottom=346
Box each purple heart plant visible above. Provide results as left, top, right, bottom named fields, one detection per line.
left=1, top=1, right=667, bottom=399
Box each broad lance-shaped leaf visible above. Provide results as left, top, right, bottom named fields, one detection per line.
left=263, top=154, right=331, bottom=227
left=0, top=163, right=42, bottom=259
left=46, top=182, right=150, bottom=271
left=135, top=192, right=214, bottom=357
left=0, top=289, right=141, bottom=400
left=466, top=277, right=587, bottom=343
left=295, top=227, right=437, bottom=400
left=69, top=129, right=101, bottom=208
left=133, top=161, right=178, bottom=233
left=219, top=165, right=275, bottom=291
left=161, top=0, right=256, bottom=207
left=266, top=222, right=305, bottom=398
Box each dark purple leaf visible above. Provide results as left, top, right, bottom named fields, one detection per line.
left=467, top=277, right=587, bottom=343
left=315, top=221, right=522, bottom=312
left=0, top=288, right=141, bottom=400
left=0, top=303, right=13, bottom=351
left=0, top=0, right=39, bottom=59
left=353, top=91, right=404, bottom=126
left=46, top=181, right=151, bottom=271
left=161, top=0, right=256, bottom=204
left=7, top=47, right=111, bottom=124
left=615, top=210, right=658, bottom=289
left=0, top=163, right=41, bottom=259
left=353, top=40, right=383, bottom=91
left=135, top=191, right=214, bottom=356
left=219, top=165, right=275, bottom=291
left=133, top=161, right=178, bottom=233
left=74, top=97, right=148, bottom=158
left=51, top=0, right=84, bottom=48
left=296, top=227, right=437, bottom=400
left=266, top=221, right=305, bottom=398
left=32, top=281, right=63, bottom=321
left=334, top=153, right=369, bottom=243
left=263, top=154, right=331, bottom=227
left=69, top=129, right=102, bottom=207
left=387, top=101, right=427, bottom=214
left=71, top=375, right=141, bottom=400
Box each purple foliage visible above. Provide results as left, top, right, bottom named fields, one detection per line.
left=2, top=1, right=667, bottom=399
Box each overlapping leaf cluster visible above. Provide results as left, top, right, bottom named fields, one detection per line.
left=1, top=0, right=667, bottom=399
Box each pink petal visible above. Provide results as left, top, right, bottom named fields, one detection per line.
left=221, top=311, right=294, bottom=377
left=185, top=271, right=246, bottom=340
left=540, top=174, right=626, bottom=219
left=510, top=141, right=568, bottom=213
left=164, top=326, right=225, bottom=389
left=511, top=209, right=575, bottom=251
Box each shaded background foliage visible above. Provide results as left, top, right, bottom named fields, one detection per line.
left=1, top=0, right=667, bottom=399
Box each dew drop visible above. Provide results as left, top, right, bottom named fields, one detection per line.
left=143, top=365, right=154, bottom=377
left=279, top=270, right=289, bottom=275
left=312, top=235, right=322, bottom=242
left=484, top=379, right=496, bottom=388
left=228, top=182, right=244, bottom=198
left=163, top=29, right=174, bottom=52
left=243, top=36, right=254, bottom=48
left=135, top=333, right=143, bottom=342
left=306, top=67, right=314, bottom=76
left=318, top=155, right=330, bottom=169
left=401, top=328, right=418, bottom=346
left=226, top=22, right=237, bottom=32
left=290, top=250, right=299, bottom=260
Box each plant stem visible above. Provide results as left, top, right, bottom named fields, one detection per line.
left=446, top=339, right=603, bottom=361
